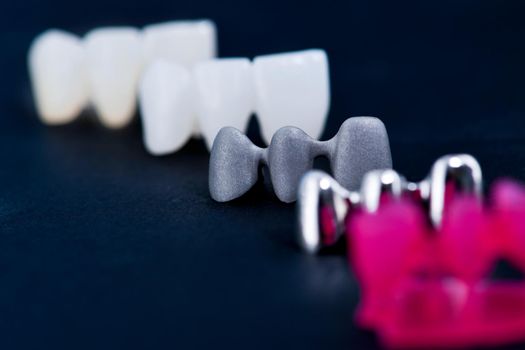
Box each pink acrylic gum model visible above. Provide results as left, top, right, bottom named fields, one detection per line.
left=350, top=179, right=525, bottom=349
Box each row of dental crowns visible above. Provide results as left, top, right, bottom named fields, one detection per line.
left=209, top=117, right=392, bottom=203
left=29, top=20, right=216, bottom=127
left=28, top=20, right=330, bottom=155
left=140, top=49, right=329, bottom=154
left=296, top=154, right=483, bottom=253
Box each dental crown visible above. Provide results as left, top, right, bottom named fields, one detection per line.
left=209, top=117, right=392, bottom=203
left=297, top=154, right=482, bottom=253
left=28, top=20, right=216, bottom=129
left=29, top=22, right=330, bottom=157
left=141, top=49, right=330, bottom=155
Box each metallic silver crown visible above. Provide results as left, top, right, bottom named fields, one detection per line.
left=297, top=154, right=483, bottom=254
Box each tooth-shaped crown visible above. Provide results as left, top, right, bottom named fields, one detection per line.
left=267, top=127, right=320, bottom=202
left=209, top=127, right=264, bottom=202
left=331, top=117, right=393, bottom=191
left=296, top=170, right=357, bottom=253
left=209, top=117, right=393, bottom=203
left=29, top=21, right=217, bottom=129
left=427, top=154, right=483, bottom=227
left=29, top=26, right=332, bottom=157
left=297, top=153, right=484, bottom=253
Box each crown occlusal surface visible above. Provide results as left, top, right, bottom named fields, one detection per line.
left=253, top=49, right=330, bottom=144
left=142, top=20, right=217, bottom=68
left=28, top=30, right=88, bottom=125
left=85, top=27, right=142, bottom=129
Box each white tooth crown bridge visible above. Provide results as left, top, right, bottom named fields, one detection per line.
left=28, top=20, right=216, bottom=129
left=140, top=49, right=330, bottom=155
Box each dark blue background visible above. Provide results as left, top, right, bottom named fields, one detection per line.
left=2, top=0, right=525, bottom=348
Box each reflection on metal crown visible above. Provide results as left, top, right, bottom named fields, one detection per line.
left=297, top=154, right=483, bottom=254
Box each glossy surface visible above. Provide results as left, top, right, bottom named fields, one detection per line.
left=296, top=171, right=355, bottom=254
left=297, top=154, right=482, bottom=254
left=427, top=154, right=483, bottom=227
